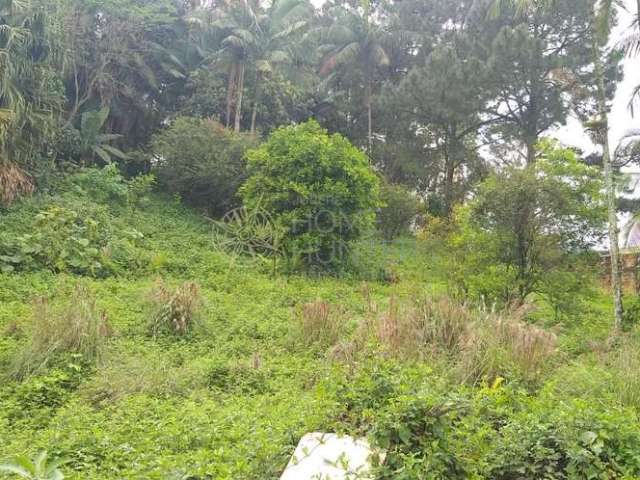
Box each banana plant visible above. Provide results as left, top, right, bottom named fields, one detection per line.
left=0, top=451, right=67, bottom=479
left=79, top=107, right=127, bottom=165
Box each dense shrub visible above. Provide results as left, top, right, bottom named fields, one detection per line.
left=241, top=120, right=380, bottom=270
left=0, top=203, right=144, bottom=276
left=11, top=285, right=112, bottom=379
left=152, top=117, right=257, bottom=216
left=373, top=393, right=469, bottom=479
left=0, top=166, right=151, bottom=276
left=487, top=399, right=640, bottom=479
left=66, top=164, right=155, bottom=207
left=369, top=384, right=640, bottom=480
left=447, top=141, right=605, bottom=305
left=377, top=182, right=421, bottom=241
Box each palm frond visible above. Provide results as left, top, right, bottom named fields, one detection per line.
left=268, top=49, right=290, bottom=64
left=93, top=146, right=112, bottom=164
left=270, top=0, right=313, bottom=28
left=629, top=83, right=640, bottom=117
left=271, top=19, right=308, bottom=41
left=614, top=129, right=640, bottom=166
left=319, top=41, right=361, bottom=76
left=370, top=42, right=390, bottom=67
left=100, top=144, right=128, bottom=160
left=619, top=31, right=640, bottom=57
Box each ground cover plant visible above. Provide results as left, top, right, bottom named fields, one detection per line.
left=1, top=169, right=639, bottom=479
left=2, top=0, right=640, bottom=477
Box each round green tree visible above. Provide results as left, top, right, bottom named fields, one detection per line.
left=240, top=120, right=379, bottom=270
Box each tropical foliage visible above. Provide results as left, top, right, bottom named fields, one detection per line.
left=2, top=0, right=640, bottom=478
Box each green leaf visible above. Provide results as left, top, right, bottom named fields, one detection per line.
left=100, top=144, right=129, bottom=160
left=581, top=430, right=598, bottom=445
left=93, top=146, right=112, bottom=164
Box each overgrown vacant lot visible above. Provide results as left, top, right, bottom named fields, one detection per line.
left=1, top=181, right=640, bottom=479
left=3, top=0, right=640, bottom=477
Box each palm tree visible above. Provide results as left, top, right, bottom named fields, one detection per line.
left=316, top=0, right=391, bottom=158
left=0, top=0, right=61, bottom=205
left=621, top=0, right=640, bottom=114
left=489, top=0, right=625, bottom=329
left=248, top=0, right=313, bottom=135
left=191, top=0, right=311, bottom=133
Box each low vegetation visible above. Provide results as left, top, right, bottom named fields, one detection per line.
left=2, top=0, right=640, bottom=476
left=1, top=164, right=638, bottom=479
left=10, top=285, right=111, bottom=380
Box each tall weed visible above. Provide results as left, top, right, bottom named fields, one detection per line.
left=11, top=284, right=111, bottom=379
left=364, top=296, right=556, bottom=386
left=147, top=280, right=204, bottom=336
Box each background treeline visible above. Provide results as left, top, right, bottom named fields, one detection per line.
left=1, top=0, right=629, bottom=213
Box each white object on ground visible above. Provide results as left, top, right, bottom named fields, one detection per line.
left=280, top=432, right=383, bottom=480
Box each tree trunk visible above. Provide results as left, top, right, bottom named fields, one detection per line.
left=250, top=72, right=261, bottom=136
left=594, top=45, right=624, bottom=330
left=234, top=62, right=245, bottom=133
left=443, top=142, right=456, bottom=217
left=366, top=79, right=373, bottom=162
left=225, top=63, right=237, bottom=129
left=525, top=136, right=536, bottom=165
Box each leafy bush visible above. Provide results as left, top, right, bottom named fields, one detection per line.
left=368, top=383, right=640, bottom=480
left=487, top=399, right=640, bottom=479
left=373, top=394, right=468, bottom=479
left=0, top=203, right=144, bottom=276
left=377, top=182, right=421, bottom=241
left=4, top=361, right=87, bottom=426
left=206, top=361, right=270, bottom=395
left=63, top=165, right=155, bottom=207
left=241, top=120, right=380, bottom=270
left=147, top=280, right=204, bottom=337
left=11, top=285, right=112, bottom=379
left=67, top=164, right=130, bottom=203
left=152, top=117, right=257, bottom=216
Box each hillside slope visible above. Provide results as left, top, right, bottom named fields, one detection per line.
left=1, top=179, right=639, bottom=479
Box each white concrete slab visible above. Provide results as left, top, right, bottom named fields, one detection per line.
left=280, top=432, right=383, bottom=480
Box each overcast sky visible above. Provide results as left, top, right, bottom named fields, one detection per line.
left=310, top=0, right=640, bottom=151
left=555, top=0, right=640, bottom=151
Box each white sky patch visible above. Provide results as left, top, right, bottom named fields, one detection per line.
left=554, top=0, right=640, bottom=152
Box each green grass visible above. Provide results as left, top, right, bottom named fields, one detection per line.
left=1, top=191, right=640, bottom=479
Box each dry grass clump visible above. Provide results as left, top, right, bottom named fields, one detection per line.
left=11, top=284, right=112, bottom=379
left=0, top=161, right=34, bottom=206
left=372, top=297, right=472, bottom=360
left=363, top=296, right=556, bottom=386
left=460, top=309, right=557, bottom=385
left=297, top=299, right=345, bottom=347
left=148, top=280, right=204, bottom=336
